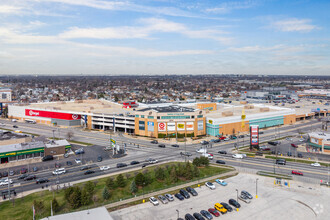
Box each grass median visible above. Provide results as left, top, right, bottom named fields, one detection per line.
left=0, top=161, right=232, bottom=220
left=265, top=156, right=329, bottom=167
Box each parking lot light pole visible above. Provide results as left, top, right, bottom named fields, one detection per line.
left=176, top=209, right=179, bottom=219
left=256, top=178, right=259, bottom=198
left=236, top=189, right=239, bottom=211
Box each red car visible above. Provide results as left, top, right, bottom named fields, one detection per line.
left=292, top=170, right=303, bottom=176
left=208, top=208, right=220, bottom=217
left=291, top=144, right=298, bottom=148
left=219, top=137, right=226, bottom=140
left=21, top=168, right=28, bottom=174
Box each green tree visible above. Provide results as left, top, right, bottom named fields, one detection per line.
left=130, top=180, right=138, bottom=194
left=68, top=187, right=82, bottom=209
left=169, top=167, right=178, bottom=183
left=52, top=198, right=59, bottom=212
left=135, top=173, right=145, bottom=186
left=102, top=187, right=110, bottom=200
left=106, top=177, right=116, bottom=189
left=184, top=162, right=193, bottom=180
left=84, top=181, right=95, bottom=196
left=81, top=189, right=91, bottom=206
left=64, top=187, right=74, bottom=201
left=33, top=200, right=44, bottom=214
left=192, top=165, right=200, bottom=177
left=154, top=167, right=165, bottom=181
left=177, top=163, right=185, bottom=177
left=192, top=157, right=201, bottom=167
left=116, top=174, right=126, bottom=188
left=200, top=156, right=210, bottom=167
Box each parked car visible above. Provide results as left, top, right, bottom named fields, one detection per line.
left=291, top=143, right=298, bottom=148
left=24, top=175, right=37, bottom=181
left=164, top=193, right=174, bottom=201
left=55, top=162, right=61, bottom=168
left=193, top=213, right=205, bottom=220
left=20, top=168, right=28, bottom=174
left=292, top=170, right=303, bottom=176
left=184, top=214, right=195, bottom=220
left=9, top=170, right=15, bottom=176
left=175, top=193, right=184, bottom=200
left=287, top=152, right=292, bottom=157
left=259, top=146, right=271, bottom=151
left=215, top=179, right=227, bottom=186
left=207, top=208, right=220, bottom=217
left=201, top=140, right=209, bottom=145
left=179, top=189, right=190, bottom=199
left=150, top=140, right=158, bottom=144
left=149, top=196, right=159, bottom=206
left=84, top=170, right=95, bottom=175
left=36, top=178, right=49, bottom=184
left=205, top=182, right=215, bottom=190
left=219, top=136, right=226, bottom=140
left=214, top=203, right=227, bottom=214
left=268, top=141, right=279, bottom=146
left=311, top=162, right=321, bottom=167
left=97, top=155, right=103, bottom=162
left=42, top=155, right=54, bottom=161
left=158, top=195, right=168, bottom=204
left=100, top=166, right=110, bottom=171
left=186, top=187, right=198, bottom=196
left=130, top=161, right=140, bottom=165
left=238, top=194, right=251, bottom=203
left=116, top=163, right=127, bottom=168
left=299, top=139, right=305, bottom=142
left=171, top=144, right=179, bottom=148
left=158, top=144, right=166, bottom=148
left=238, top=135, right=245, bottom=138
left=216, top=160, right=226, bottom=164
left=2, top=171, right=8, bottom=177
left=66, top=161, right=73, bottom=166
left=229, top=199, right=241, bottom=208
left=224, top=137, right=230, bottom=141
left=75, top=158, right=82, bottom=164
left=218, top=150, right=227, bottom=154
left=200, top=210, right=213, bottom=220
left=220, top=202, right=233, bottom=212
left=213, top=139, right=220, bottom=143
left=75, top=148, right=85, bottom=155
left=241, top=190, right=253, bottom=199
left=298, top=153, right=303, bottom=158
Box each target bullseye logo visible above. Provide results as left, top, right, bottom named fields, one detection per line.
left=159, top=122, right=166, bottom=131
left=72, top=114, right=78, bottom=120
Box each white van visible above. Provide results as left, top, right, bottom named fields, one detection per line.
left=52, top=168, right=66, bottom=175
left=196, top=148, right=207, bottom=154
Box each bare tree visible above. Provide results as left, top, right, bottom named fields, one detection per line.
left=66, top=131, right=74, bottom=140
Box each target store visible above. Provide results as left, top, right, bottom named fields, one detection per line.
left=134, top=105, right=206, bottom=138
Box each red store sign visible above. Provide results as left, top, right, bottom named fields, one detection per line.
left=25, top=109, right=81, bottom=120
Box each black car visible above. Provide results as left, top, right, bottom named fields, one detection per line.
left=193, top=213, right=205, bottom=220
left=175, top=193, right=184, bottom=200
left=179, top=189, right=190, bottom=199
left=229, top=199, right=241, bottom=208
left=255, top=151, right=263, bottom=156
left=218, top=150, right=227, bottom=154
left=116, top=163, right=127, bottom=168
left=287, top=152, right=292, bottom=157
left=66, top=161, right=73, bottom=166
left=97, top=155, right=102, bottom=162
left=268, top=141, right=279, bottom=146
left=213, top=139, right=220, bottom=143
left=24, top=175, right=37, bottom=181
left=171, top=144, right=179, bottom=148
left=220, top=202, right=233, bottom=212
left=84, top=170, right=95, bottom=175
left=180, top=152, right=192, bottom=157
left=216, top=160, right=226, bottom=164
left=36, top=178, right=49, bottom=184
left=158, top=144, right=166, bottom=148
left=200, top=210, right=213, bottom=220
left=13, top=125, right=18, bottom=128
left=2, top=171, right=8, bottom=177
left=42, top=155, right=54, bottom=161
left=150, top=140, right=158, bottom=144
left=141, top=163, right=149, bottom=168
left=201, top=141, right=209, bottom=145
left=238, top=135, right=245, bottom=138
left=81, top=166, right=91, bottom=170
left=18, top=173, right=28, bottom=180
left=186, top=187, right=198, bottom=196
left=130, top=161, right=140, bottom=165
left=184, top=214, right=195, bottom=220
left=298, top=153, right=303, bottom=158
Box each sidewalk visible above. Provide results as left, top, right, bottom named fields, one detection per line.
left=104, top=170, right=238, bottom=210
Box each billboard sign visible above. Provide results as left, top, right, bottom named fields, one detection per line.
left=177, top=122, right=185, bottom=131
left=186, top=122, right=194, bottom=131
left=158, top=122, right=166, bottom=132
left=198, top=120, right=204, bottom=131
left=167, top=122, right=175, bottom=131
left=25, top=109, right=81, bottom=120
left=147, top=121, right=154, bottom=131
left=250, top=125, right=259, bottom=147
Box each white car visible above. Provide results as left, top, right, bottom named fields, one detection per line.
left=232, top=154, right=244, bottom=159
left=148, top=159, right=158, bottom=164
left=52, top=168, right=66, bottom=175
left=75, top=158, right=82, bottom=164
left=311, top=162, right=321, bottom=167
left=196, top=148, right=207, bottom=154
left=0, top=123, right=5, bottom=126
left=205, top=181, right=216, bottom=190
left=100, top=166, right=110, bottom=171
left=0, top=179, right=13, bottom=186
left=299, top=139, right=305, bottom=142
left=202, top=153, right=213, bottom=160
left=11, top=119, right=17, bottom=122
left=224, top=137, right=230, bottom=141
left=149, top=197, right=159, bottom=206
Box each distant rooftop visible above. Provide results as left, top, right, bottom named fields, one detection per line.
left=41, top=207, right=113, bottom=220
left=309, top=132, right=330, bottom=141
left=0, top=141, right=44, bottom=154
left=0, top=130, right=29, bottom=141
left=138, top=105, right=196, bottom=113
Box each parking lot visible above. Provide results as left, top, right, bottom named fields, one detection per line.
left=110, top=173, right=330, bottom=220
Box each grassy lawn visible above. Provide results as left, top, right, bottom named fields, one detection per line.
left=265, top=156, right=329, bottom=167
left=0, top=162, right=231, bottom=220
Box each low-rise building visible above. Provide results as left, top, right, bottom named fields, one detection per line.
left=308, top=132, right=330, bottom=154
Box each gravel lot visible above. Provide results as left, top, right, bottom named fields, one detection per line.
left=110, top=173, right=330, bottom=220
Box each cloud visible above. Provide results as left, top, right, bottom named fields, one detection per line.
left=205, top=0, right=258, bottom=14
left=229, top=44, right=305, bottom=53
left=271, top=18, right=318, bottom=32
left=0, top=5, right=22, bottom=14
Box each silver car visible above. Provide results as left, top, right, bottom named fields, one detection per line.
left=165, top=193, right=174, bottom=202
left=238, top=194, right=251, bottom=203
left=158, top=195, right=168, bottom=204
left=241, top=190, right=253, bottom=199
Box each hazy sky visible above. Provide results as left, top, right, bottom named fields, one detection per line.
left=0, top=0, right=329, bottom=75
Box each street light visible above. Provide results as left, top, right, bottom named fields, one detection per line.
left=236, top=189, right=238, bottom=202
left=176, top=209, right=179, bottom=219
left=256, top=178, right=259, bottom=198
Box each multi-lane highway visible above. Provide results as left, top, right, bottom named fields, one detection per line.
left=0, top=118, right=329, bottom=195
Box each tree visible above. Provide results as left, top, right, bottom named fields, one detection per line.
left=177, top=163, right=185, bottom=177
left=64, top=187, right=74, bottom=201
left=106, top=177, right=116, bottom=189
left=184, top=162, right=193, bottom=180
left=66, top=131, right=74, bottom=140
left=33, top=200, right=44, bottom=214
left=199, top=156, right=210, bottom=167
left=81, top=189, right=91, bottom=206
left=84, top=181, right=95, bottom=196
left=135, top=173, right=145, bottom=186
left=154, top=167, right=165, bottom=181
left=169, top=167, right=178, bottom=183
left=68, top=187, right=82, bottom=208
left=52, top=198, right=59, bottom=212
left=130, top=181, right=138, bottom=194
left=102, top=187, right=110, bottom=200
left=192, top=165, right=200, bottom=177
left=192, top=157, right=201, bottom=167
left=116, top=174, right=126, bottom=188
